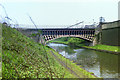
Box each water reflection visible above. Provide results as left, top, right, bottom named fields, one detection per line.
left=47, top=43, right=119, bottom=78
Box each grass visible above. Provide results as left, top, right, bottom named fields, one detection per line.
left=84, top=44, right=120, bottom=52
left=0, top=23, right=2, bottom=79
left=46, top=46, right=97, bottom=78
left=48, top=40, right=68, bottom=45
left=2, top=24, right=96, bottom=78
left=2, top=24, right=73, bottom=78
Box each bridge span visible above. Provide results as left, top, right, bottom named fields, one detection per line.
left=22, top=28, right=95, bottom=42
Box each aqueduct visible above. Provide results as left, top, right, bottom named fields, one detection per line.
left=24, top=28, right=95, bottom=42
left=42, top=28, right=95, bottom=42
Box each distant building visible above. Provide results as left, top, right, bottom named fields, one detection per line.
left=3, top=22, right=8, bottom=26
left=84, top=24, right=97, bottom=28
left=99, top=17, right=105, bottom=23
left=118, top=1, right=120, bottom=20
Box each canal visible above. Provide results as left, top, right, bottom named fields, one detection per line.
left=47, top=43, right=118, bottom=78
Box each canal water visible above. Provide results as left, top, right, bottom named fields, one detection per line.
left=47, top=43, right=118, bottom=78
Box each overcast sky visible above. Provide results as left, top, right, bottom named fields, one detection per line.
left=0, top=0, right=120, bottom=26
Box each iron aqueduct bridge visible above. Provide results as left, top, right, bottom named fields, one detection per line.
left=25, top=28, right=95, bottom=42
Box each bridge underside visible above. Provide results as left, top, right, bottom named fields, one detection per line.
left=23, top=28, right=95, bottom=42
left=44, top=34, right=94, bottom=42
left=42, top=29, right=95, bottom=42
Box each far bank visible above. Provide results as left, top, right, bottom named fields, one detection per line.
left=47, top=37, right=120, bottom=54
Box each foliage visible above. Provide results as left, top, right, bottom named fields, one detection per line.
left=54, top=37, right=71, bottom=41
left=48, top=40, right=68, bottom=45
left=49, top=37, right=85, bottom=47
left=30, top=30, right=42, bottom=37
left=0, top=23, right=2, bottom=78
left=49, top=48, right=96, bottom=78
left=30, top=33, right=38, bottom=37
left=68, top=38, right=85, bottom=47
left=2, top=24, right=76, bottom=78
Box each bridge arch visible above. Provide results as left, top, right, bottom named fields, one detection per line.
left=24, top=28, right=95, bottom=43
left=44, top=34, right=94, bottom=43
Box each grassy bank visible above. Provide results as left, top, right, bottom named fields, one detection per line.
left=48, top=40, right=68, bottom=45
left=45, top=46, right=97, bottom=78
left=48, top=37, right=120, bottom=53
left=2, top=24, right=73, bottom=78
left=0, top=23, right=2, bottom=79
left=2, top=24, right=96, bottom=78
left=84, top=44, right=120, bottom=53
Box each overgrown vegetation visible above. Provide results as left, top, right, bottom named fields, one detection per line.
left=48, top=37, right=87, bottom=47
left=0, top=23, right=2, bottom=79
left=2, top=24, right=96, bottom=78
left=47, top=47, right=96, bottom=78
left=30, top=33, right=38, bottom=37
left=2, top=24, right=73, bottom=78
left=68, top=38, right=85, bottom=47
left=30, top=30, right=42, bottom=37
left=48, top=37, right=69, bottom=44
